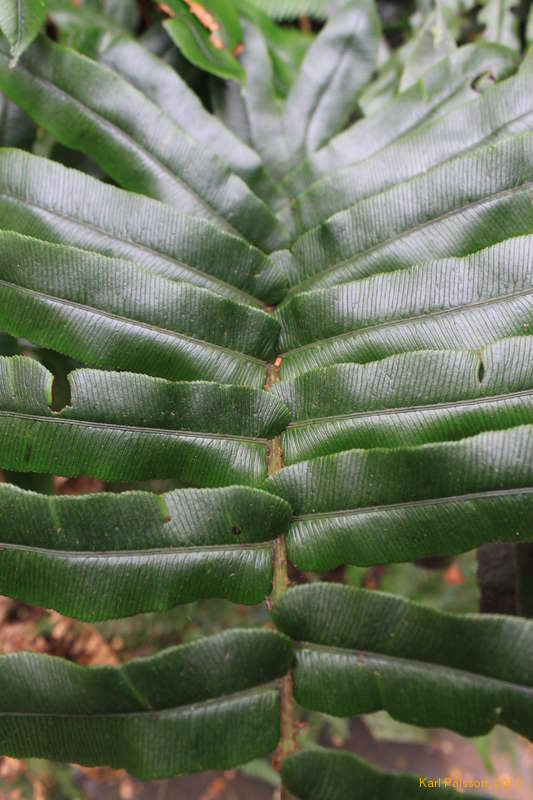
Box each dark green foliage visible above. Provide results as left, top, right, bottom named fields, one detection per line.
left=0, top=0, right=531, bottom=790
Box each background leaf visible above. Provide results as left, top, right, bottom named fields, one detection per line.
left=163, top=1, right=245, bottom=83
left=0, top=357, right=288, bottom=486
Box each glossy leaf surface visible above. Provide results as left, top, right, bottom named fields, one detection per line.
left=282, top=748, right=479, bottom=800
left=278, top=233, right=533, bottom=379
left=268, top=426, right=533, bottom=569
left=283, top=0, right=380, bottom=158
left=275, top=338, right=533, bottom=462
left=0, top=483, right=291, bottom=617
left=274, top=584, right=533, bottom=738
left=288, top=71, right=533, bottom=236
left=0, top=630, right=292, bottom=777
left=0, top=36, right=287, bottom=251
left=0, top=149, right=286, bottom=305
left=0, top=231, right=280, bottom=386
left=286, top=42, right=519, bottom=193
left=0, top=357, right=288, bottom=486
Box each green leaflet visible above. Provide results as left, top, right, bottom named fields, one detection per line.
left=290, top=132, right=533, bottom=290
left=283, top=0, right=380, bottom=158
left=0, top=0, right=45, bottom=64
left=239, top=21, right=292, bottom=181
left=0, top=483, right=292, bottom=617
left=209, top=75, right=254, bottom=145
left=273, top=583, right=533, bottom=739
left=278, top=235, right=533, bottom=377
left=96, top=32, right=285, bottom=210
left=275, top=337, right=533, bottom=462
left=267, top=426, right=533, bottom=569
left=286, top=42, right=519, bottom=193
left=0, top=231, right=278, bottom=386
left=237, top=1, right=311, bottom=96
left=282, top=748, right=479, bottom=800
left=0, top=357, right=288, bottom=486
left=0, top=36, right=288, bottom=252
left=269, top=426, right=533, bottom=513
left=0, top=629, right=292, bottom=777
left=288, top=70, right=533, bottom=236
left=0, top=149, right=286, bottom=306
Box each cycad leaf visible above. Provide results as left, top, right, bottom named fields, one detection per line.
left=282, top=748, right=478, bottom=800
left=0, top=482, right=291, bottom=618
left=283, top=0, right=380, bottom=158
left=287, top=42, right=519, bottom=193
left=0, top=231, right=279, bottom=386
left=357, top=46, right=400, bottom=117
left=96, top=32, right=283, bottom=209
left=289, top=71, right=533, bottom=236
left=290, top=132, right=533, bottom=291
left=0, top=629, right=292, bottom=777
left=267, top=426, right=533, bottom=569
left=238, top=3, right=312, bottom=97
left=278, top=235, right=533, bottom=378
left=273, top=583, right=533, bottom=739
left=0, top=36, right=288, bottom=252
left=210, top=75, right=254, bottom=145
left=0, top=357, right=288, bottom=486
left=239, top=21, right=292, bottom=180
left=275, top=337, right=533, bottom=463
left=0, top=149, right=286, bottom=306
left=0, top=0, right=45, bottom=64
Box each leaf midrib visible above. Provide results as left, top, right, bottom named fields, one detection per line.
left=291, top=486, right=533, bottom=521
left=0, top=682, right=280, bottom=718
left=285, top=388, right=533, bottom=428
left=0, top=410, right=270, bottom=445
left=0, top=49, right=248, bottom=241
left=0, top=190, right=265, bottom=309
left=297, top=643, right=533, bottom=694
left=0, top=541, right=273, bottom=556
left=290, top=178, right=533, bottom=290
left=280, top=283, right=533, bottom=356
left=286, top=101, right=533, bottom=213
left=0, top=280, right=268, bottom=366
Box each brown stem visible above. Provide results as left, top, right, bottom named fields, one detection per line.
left=272, top=534, right=289, bottom=602
left=265, top=358, right=295, bottom=796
